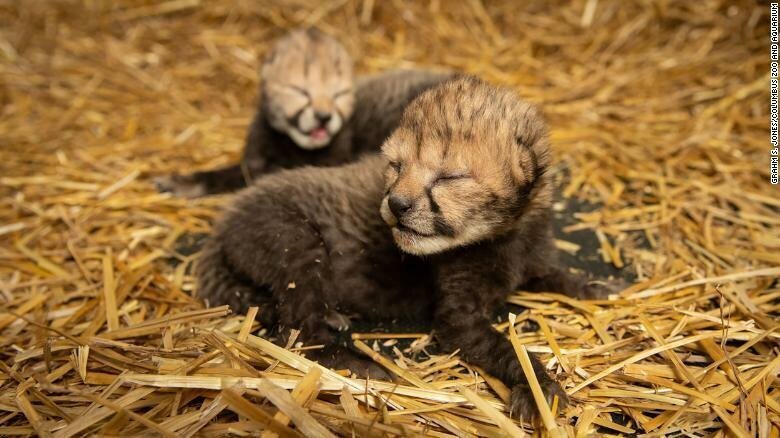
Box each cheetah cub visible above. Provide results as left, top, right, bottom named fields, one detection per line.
left=197, top=76, right=610, bottom=419
left=156, top=27, right=451, bottom=197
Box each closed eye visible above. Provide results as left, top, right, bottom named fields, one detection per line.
left=333, top=88, right=352, bottom=99
left=434, top=173, right=469, bottom=184
left=389, top=161, right=402, bottom=172
left=285, top=85, right=311, bottom=99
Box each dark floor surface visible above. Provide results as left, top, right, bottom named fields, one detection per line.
left=171, top=177, right=639, bottom=358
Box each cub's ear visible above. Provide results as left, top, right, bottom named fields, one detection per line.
left=304, top=26, right=327, bottom=40
left=513, top=102, right=547, bottom=149
left=511, top=100, right=551, bottom=178
left=260, top=47, right=278, bottom=77
left=511, top=138, right=542, bottom=187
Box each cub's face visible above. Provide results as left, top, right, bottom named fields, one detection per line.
left=380, top=77, right=552, bottom=256
left=261, top=28, right=355, bottom=150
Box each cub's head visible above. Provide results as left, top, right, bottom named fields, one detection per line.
left=380, top=76, right=553, bottom=256
left=261, top=28, right=355, bottom=150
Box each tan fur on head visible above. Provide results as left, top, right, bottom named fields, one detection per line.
left=380, top=76, right=553, bottom=255
left=261, top=28, right=355, bottom=150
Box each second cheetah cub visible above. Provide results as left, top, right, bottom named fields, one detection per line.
left=155, top=27, right=451, bottom=197
left=197, top=76, right=610, bottom=419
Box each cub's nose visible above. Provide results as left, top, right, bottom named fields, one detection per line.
left=315, top=111, right=332, bottom=125
left=388, top=195, right=413, bottom=218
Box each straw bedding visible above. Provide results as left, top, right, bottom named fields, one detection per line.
left=1, top=1, right=777, bottom=436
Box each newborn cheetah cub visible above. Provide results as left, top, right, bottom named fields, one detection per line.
left=197, top=76, right=609, bottom=419
left=156, top=27, right=451, bottom=196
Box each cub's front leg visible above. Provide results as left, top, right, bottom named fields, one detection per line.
left=154, top=117, right=270, bottom=197
left=210, top=202, right=387, bottom=380
left=433, top=253, right=568, bottom=420
left=518, top=232, right=616, bottom=300
left=154, top=164, right=251, bottom=197
left=524, top=265, right=615, bottom=300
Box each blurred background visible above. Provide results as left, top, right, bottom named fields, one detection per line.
left=0, top=1, right=775, bottom=436
left=1, top=0, right=770, bottom=278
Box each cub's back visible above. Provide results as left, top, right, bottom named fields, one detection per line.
left=223, top=155, right=388, bottom=238
left=351, top=69, right=455, bottom=153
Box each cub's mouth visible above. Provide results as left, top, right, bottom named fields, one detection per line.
left=390, top=224, right=433, bottom=254
left=287, top=121, right=335, bottom=150
left=380, top=194, right=463, bottom=256
left=307, top=126, right=330, bottom=142
left=380, top=196, right=438, bottom=242
left=392, top=223, right=435, bottom=238
left=286, top=109, right=340, bottom=150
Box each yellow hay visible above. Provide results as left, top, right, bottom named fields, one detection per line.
left=1, top=1, right=776, bottom=436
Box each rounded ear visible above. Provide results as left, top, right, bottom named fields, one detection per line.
left=510, top=137, right=537, bottom=186
left=511, top=100, right=551, bottom=183
left=514, top=103, right=547, bottom=148
left=304, top=26, right=326, bottom=40
left=260, top=46, right=278, bottom=77
left=510, top=137, right=551, bottom=205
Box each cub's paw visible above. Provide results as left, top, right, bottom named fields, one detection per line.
left=339, top=355, right=392, bottom=381
left=509, top=379, right=568, bottom=420
left=579, top=279, right=625, bottom=300
left=311, top=347, right=392, bottom=381
left=324, top=309, right=352, bottom=332
left=153, top=174, right=206, bottom=198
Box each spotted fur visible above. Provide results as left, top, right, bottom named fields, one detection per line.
left=196, top=76, right=611, bottom=419
left=155, top=28, right=452, bottom=197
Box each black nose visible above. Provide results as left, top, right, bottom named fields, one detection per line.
left=315, top=111, right=331, bottom=125
left=388, top=195, right=413, bottom=218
